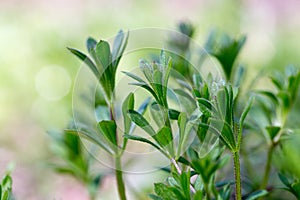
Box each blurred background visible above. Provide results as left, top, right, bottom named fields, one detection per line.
left=1, top=0, right=300, bottom=199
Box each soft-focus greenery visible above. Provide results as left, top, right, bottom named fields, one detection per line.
left=1, top=0, right=300, bottom=199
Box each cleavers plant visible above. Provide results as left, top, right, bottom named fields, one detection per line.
left=48, top=22, right=300, bottom=200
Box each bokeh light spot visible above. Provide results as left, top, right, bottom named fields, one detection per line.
left=35, top=65, right=71, bottom=101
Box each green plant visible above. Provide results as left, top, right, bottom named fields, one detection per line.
left=51, top=22, right=300, bottom=200
left=0, top=172, right=13, bottom=200
left=49, top=122, right=103, bottom=200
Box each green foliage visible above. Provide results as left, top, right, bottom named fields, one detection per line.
left=54, top=22, right=300, bottom=200
left=255, top=66, right=300, bottom=139
left=197, top=84, right=253, bottom=152
left=167, top=21, right=195, bottom=80
left=49, top=123, right=103, bottom=200
left=244, top=190, right=268, bottom=200
left=0, top=173, right=13, bottom=200
left=278, top=173, right=300, bottom=198
left=204, top=30, right=246, bottom=82
left=150, top=171, right=193, bottom=200
left=124, top=50, right=172, bottom=108
left=68, top=30, right=128, bottom=101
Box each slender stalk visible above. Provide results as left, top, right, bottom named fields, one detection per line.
left=261, top=144, right=274, bottom=189
left=115, top=155, right=127, bottom=200
left=110, top=101, right=127, bottom=200
left=204, top=181, right=211, bottom=200
left=170, top=158, right=182, bottom=174
left=233, top=152, right=242, bottom=200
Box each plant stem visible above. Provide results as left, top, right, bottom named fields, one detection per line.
left=110, top=101, right=127, bottom=200
left=115, top=155, right=127, bottom=200
left=170, top=158, right=196, bottom=193
left=233, top=152, right=242, bottom=200
left=261, top=144, right=274, bottom=189
left=204, top=181, right=211, bottom=200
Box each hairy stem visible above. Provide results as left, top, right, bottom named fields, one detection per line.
left=233, top=152, right=242, bottom=200
left=261, top=144, right=274, bottom=189
left=115, top=156, right=127, bottom=200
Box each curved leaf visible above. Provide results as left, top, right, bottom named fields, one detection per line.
left=123, top=134, right=168, bottom=158
left=128, top=110, right=155, bottom=136
left=67, top=47, right=99, bottom=78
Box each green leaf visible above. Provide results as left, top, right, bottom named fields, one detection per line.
left=63, top=130, right=81, bottom=159
left=154, top=183, right=177, bottom=200
left=224, top=85, right=234, bottom=125
left=153, top=126, right=173, bottom=155
left=179, top=172, right=190, bottom=199
left=112, top=30, right=125, bottom=62
left=270, top=73, right=284, bottom=90
left=164, top=57, right=172, bottom=88
left=233, top=64, right=245, bottom=87
left=266, top=126, right=281, bottom=141
left=197, top=98, right=217, bottom=113
left=123, top=134, right=168, bottom=157
left=97, top=120, right=117, bottom=146
left=121, top=93, right=135, bottom=149
left=245, top=190, right=268, bottom=200
left=177, top=156, right=190, bottom=166
left=168, top=109, right=180, bottom=120
left=64, top=129, right=113, bottom=154
left=216, top=88, right=227, bottom=119
left=150, top=102, right=165, bottom=128
left=2, top=191, right=9, bottom=200
left=278, top=173, right=291, bottom=187
left=129, top=82, right=159, bottom=102
left=67, top=47, right=99, bottom=78
left=174, top=89, right=197, bottom=113
left=140, top=59, right=154, bottom=83
left=256, top=91, right=279, bottom=105
left=187, top=148, right=199, bottom=161
left=192, top=73, right=203, bottom=90
left=122, top=71, right=147, bottom=84
left=239, top=95, right=254, bottom=129
left=278, top=91, right=290, bottom=110
left=278, top=174, right=300, bottom=198
left=122, top=93, right=135, bottom=134
left=1, top=174, right=12, bottom=190
left=137, top=97, right=151, bottom=114
left=291, top=182, right=300, bottom=197
left=240, top=96, right=254, bottom=122
left=95, top=40, right=111, bottom=71
left=177, top=112, right=193, bottom=157
left=86, top=37, right=97, bottom=53
left=193, top=191, right=203, bottom=200
left=128, top=110, right=156, bottom=136
left=113, top=30, right=128, bottom=68
left=212, top=34, right=246, bottom=80
left=215, top=180, right=235, bottom=188
left=153, top=70, right=164, bottom=104
left=212, top=119, right=236, bottom=151
left=148, top=194, right=163, bottom=200
left=178, top=112, right=187, bottom=139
